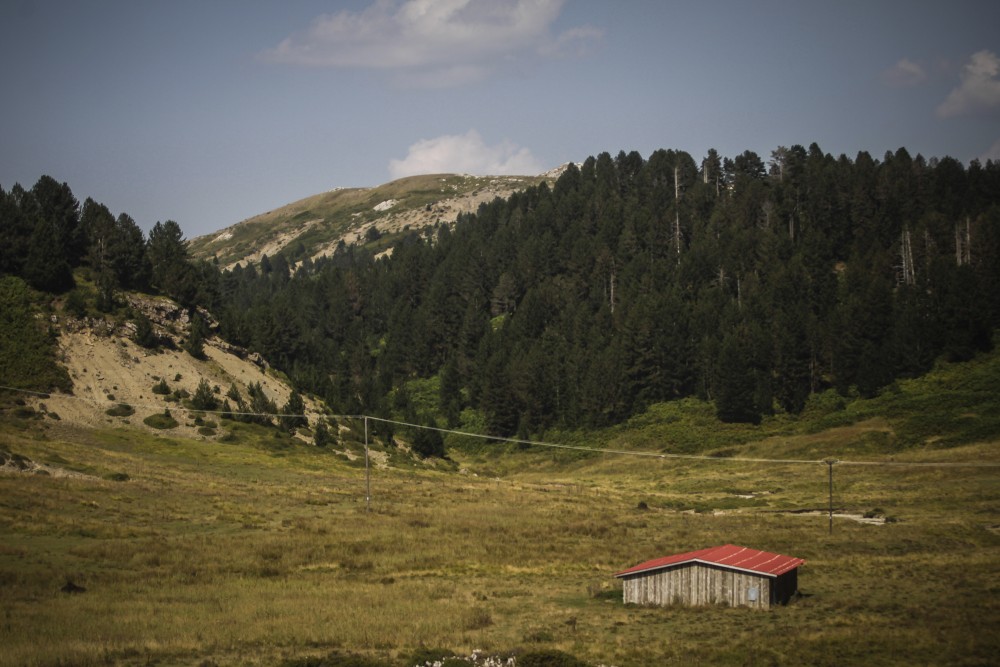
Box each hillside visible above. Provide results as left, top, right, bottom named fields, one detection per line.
left=0, top=277, right=318, bottom=446
left=2, top=158, right=999, bottom=664
left=3, top=149, right=999, bottom=666
left=194, top=148, right=1000, bottom=438
left=4, top=147, right=1000, bottom=450
left=44, top=308, right=300, bottom=440
left=188, top=171, right=561, bottom=269
left=1, top=330, right=998, bottom=666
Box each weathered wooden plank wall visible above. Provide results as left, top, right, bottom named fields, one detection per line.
left=621, top=564, right=772, bottom=609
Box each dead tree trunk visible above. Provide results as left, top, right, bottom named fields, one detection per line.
left=900, top=228, right=915, bottom=286
left=955, top=218, right=971, bottom=266
left=609, top=261, right=617, bottom=314
left=673, top=167, right=682, bottom=264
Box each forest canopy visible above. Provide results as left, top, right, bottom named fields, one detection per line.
left=199, top=145, right=1000, bottom=433
left=3, top=144, right=999, bottom=435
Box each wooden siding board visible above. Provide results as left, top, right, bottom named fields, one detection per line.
left=622, top=563, right=774, bottom=609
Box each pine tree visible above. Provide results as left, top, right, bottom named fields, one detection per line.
left=439, top=357, right=463, bottom=427
left=185, top=313, right=207, bottom=359
left=409, top=416, right=445, bottom=458
left=314, top=419, right=331, bottom=448
left=134, top=312, right=158, bottom=349
left=191, top=379, right=218, bottom=411
left=148, top=220, right=195, bottom=303
left=24, top=217, right=75, bottom=293
left=280, top=391, right=307, bottom=433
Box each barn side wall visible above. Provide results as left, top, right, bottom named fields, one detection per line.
left=771, top=568, right=798, bottom=605
left=621, top=564, right=773, bottom=609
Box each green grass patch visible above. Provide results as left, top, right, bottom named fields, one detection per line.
left=0, top=345, right=998, bottom=666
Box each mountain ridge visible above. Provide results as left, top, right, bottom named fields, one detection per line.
left=188, top=168, right=568, bottom=269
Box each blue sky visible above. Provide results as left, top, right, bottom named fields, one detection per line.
left=2, top=0, right=999, bottom=239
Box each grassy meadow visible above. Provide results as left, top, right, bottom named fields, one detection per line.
left=2, top=355, right=999, bottom=666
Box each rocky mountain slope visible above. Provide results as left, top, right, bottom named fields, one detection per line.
left=28, top=293, right=312, bottom=442
left=188, top=169, right=566, bottom=269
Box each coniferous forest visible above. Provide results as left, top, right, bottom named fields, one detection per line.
left=3, top=145, right=1000, bottom=437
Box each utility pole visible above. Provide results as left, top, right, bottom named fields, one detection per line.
left=365, top=416, right=371, bottom=513
left=825, top=459, right=837, bottom=534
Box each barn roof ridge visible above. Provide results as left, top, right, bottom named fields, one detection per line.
left=614, top=543, right=804, bottom=578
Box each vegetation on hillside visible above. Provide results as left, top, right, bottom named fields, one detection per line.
left=0, top=276, right=72, bottom=394
left=4, top=147, right=999, bottom=667
left=186, top=173, right=549, bottom=268
left=3, top=145, right=1000, bottom=442
left=201, top=146, right=1000, bottom=437
left=0, top=346, right=997, bottom=666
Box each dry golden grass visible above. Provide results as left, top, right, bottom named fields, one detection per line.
left=0, top=414, right=998, bottom=666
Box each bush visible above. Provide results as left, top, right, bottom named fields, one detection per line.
left=314, top=420, right=331, bottom=448
left=278, top=651, right=391, bottom=667
left=463, top=607, right=492, bottom=630
left=152, top=379, right=170, bottom=395
left=134, top=312, right=159, bottom=349
left=405, top=648, right=456, bottom=666
left=65, top=289, right=88, bottom=318
left=144, top=410, right=178, bottom=430
left=523, top=629, right=555, bottom=643
left=517, top=649, right=590, bottom=667
left=410, top=418, right=446, bottom=458
left=105, top=403, right=135, bottom=417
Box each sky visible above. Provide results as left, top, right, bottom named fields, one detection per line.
left=2, top=0, right=999, bottom=239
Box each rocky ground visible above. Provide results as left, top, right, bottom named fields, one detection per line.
left=28, top=294, right=312, bottom=442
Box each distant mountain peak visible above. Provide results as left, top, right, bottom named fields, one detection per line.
left=188, top=169, right=562, bottom=269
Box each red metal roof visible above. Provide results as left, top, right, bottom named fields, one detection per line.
left=615, top=544, right=804, bottom=578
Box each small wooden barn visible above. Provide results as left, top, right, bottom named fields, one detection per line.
left=614, top=544, right=804, bottom=609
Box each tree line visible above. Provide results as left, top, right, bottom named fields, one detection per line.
left=203, top=144, right=1000, bottom=434
left=0, top=175, right=215, bottom=309
left=3, top=144, right=1000, bottom=438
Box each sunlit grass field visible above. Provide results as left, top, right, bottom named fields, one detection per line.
left=2, top=358, right=999, bottom=666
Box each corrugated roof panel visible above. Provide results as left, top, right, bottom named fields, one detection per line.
left=615, top=544, right=804, bottom=578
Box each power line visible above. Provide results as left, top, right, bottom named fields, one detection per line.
left=834, top=459, right=1000, bottom=468
left=4, top=384, right=999, bottom=469
left=366, top=415, right=824, bottom=464
left=0, top=383, right=357, bottom=421
left=357, top=416, right=1000, bottom=469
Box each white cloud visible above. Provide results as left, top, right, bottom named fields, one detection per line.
left=883, top=58, right=926, bottom=87
left=937, top=50, right=1000, bottom=118
left=388, top=130, right=544, bottom=178
left=260, top=0, right=601, bottom=87
left=539, top=25, right=604, bottom=59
